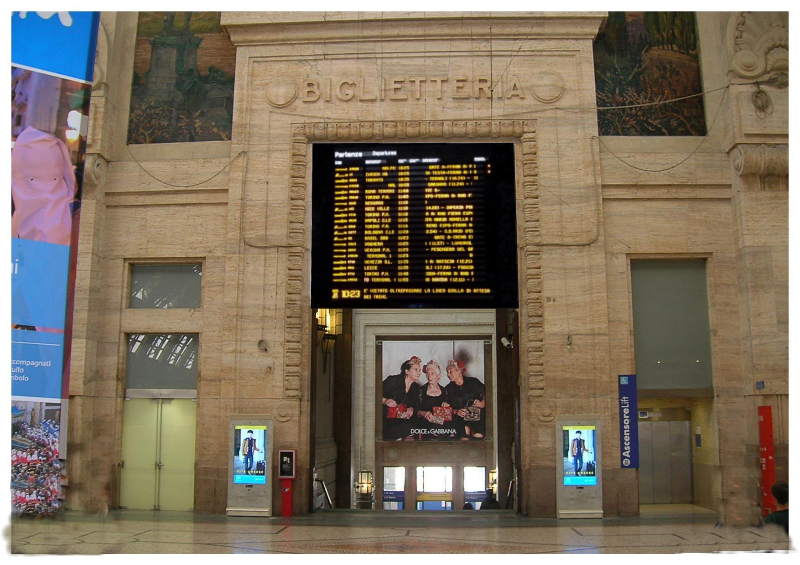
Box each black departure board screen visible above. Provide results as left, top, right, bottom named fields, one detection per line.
left=311, top=143, right=518, bottom=308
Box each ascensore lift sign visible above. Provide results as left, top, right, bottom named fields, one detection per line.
left=618, top=375, right=639, bottom=468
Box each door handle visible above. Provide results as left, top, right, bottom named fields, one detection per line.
left=155, top=462, right=164, bottom=469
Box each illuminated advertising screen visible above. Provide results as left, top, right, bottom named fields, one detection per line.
left=233, top=426, right=267, bottom=485
left=311, top=143, right=518, bottom=308
left=562, top=426, right=597, bottom=486
left=381, top=340, right=486, bottom=441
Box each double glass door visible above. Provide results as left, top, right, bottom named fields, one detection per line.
left=120, top=398, right=196, bottom=510
left=382, top=465, right=488, bottom=511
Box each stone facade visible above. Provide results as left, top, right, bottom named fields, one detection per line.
left=67, top=12, right=787, bottom=524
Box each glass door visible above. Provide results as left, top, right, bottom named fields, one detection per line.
left=463, top=466, right=486, bottom=510
left=382, top=467, right=405, bottom=510
left=416, top=466, right=452, bottom=511
left=120, top=398, right=196, bottom=510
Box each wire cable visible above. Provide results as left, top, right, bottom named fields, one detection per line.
left=596, top=86, right=729, bottom=173
left=125, top=145, right=245, bottom=188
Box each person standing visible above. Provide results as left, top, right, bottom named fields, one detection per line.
left=444, top=359, right=485, bottom=439
left=571, top=430, right=589, bottom=474
left=480, top=489, right=501, bottom=510
left=241, top=430, right=260, bottom=475
left=765, top=482, right=789, bottom=534
left=415, top=360, right=452, bottom=439
left=382, top=356, right=422, bottom=441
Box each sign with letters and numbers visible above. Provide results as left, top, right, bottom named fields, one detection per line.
left=311, top=143, right=518, bottom=309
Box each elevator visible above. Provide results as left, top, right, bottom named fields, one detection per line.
left=638, top=420, right=693, bottom=504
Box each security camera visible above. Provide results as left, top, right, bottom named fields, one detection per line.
left=500, top=337, right=513, bottom=349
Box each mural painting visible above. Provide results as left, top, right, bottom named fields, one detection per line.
left=127, top=12, right=236, bottom=144
left=594, top=12, right=706, bottom=136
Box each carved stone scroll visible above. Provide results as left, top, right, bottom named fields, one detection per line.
left=731, top=143, right=788, bottom=179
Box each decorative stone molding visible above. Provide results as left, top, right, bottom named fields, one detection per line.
left=287, top=119, right=543, bottom=399
left=731, top=144, right=788, bottom=178
left=92, top=18, right=110, bottom=92
left=729, top=12, right=788, bottom=80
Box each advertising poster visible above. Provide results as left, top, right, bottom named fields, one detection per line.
left=233, top=426, right=267, bottom=485
left=11, top=400, right=63, bottom=516
left=11, top=10, right=99, bottom=516
left=562, top=426, right=598, bottom=486
left=381, top=340, right=485, bottom=441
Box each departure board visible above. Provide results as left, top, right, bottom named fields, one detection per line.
left=311, top=143, right=518, bottom=308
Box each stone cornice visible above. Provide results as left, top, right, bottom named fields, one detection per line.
left=223, top=12, right=606, bottom=46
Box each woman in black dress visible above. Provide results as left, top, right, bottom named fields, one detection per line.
left=414, top=360, right=453, bottom=440
left=381, top=356, right=422, bottom=441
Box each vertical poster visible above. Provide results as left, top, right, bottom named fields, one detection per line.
left=11, top=11, right=99, bottom=515
left=233, top=426, right=268, bottom=485
left=562, top=426, right=598, bottom=486
left=380, top=340, right=486, bottom=441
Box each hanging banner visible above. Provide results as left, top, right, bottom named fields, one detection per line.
left=618, top=375, right=639, bottom=469
left=11, top=10, right=99, bottom=517
left=12, top=12, right=100, bottom=83
left=757, top=406, right=776, bottom=517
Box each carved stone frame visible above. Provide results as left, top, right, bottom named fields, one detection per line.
left=284, top=119, right=544, bottom=398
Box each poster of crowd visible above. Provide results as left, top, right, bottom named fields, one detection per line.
left=12, top=401, right=63, bottom=516
left=380, top=340, right=487, bottom=441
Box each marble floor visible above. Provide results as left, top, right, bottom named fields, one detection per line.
left=8, top=507, right=792, bottom=554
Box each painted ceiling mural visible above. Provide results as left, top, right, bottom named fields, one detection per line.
left=127, top=12, right=236, bottom=144
left=594, top=12, right=706, bottom=136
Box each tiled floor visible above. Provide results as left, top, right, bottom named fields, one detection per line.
left=9, top=508, right=791, bottom=554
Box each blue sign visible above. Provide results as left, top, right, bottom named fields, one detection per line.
left=12, top=238, right=71, bottom=329
left=233, top=474, right=266, bottom=485
left=618, top=375, right=639, bottom=469
left=11, top=329, right=65, bottom=399
left=382, top=490, right=405, bottom=502
left=11, top=11, right=100, bottom=83
left=465, top=491, right=485, bottom=503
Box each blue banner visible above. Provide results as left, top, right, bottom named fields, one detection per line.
left=618, top=375, right=639, bottom=469
left=11, top=329, right=65, bottom=399
left=11, top=12, right=100, bottom=82
left=11, top=238, right=70, bottom=329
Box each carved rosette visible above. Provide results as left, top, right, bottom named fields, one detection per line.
left=287, top=119, right=542, bottom=399
left=731, top=144, right=788, bottom=179
left=730, top=12, right=789, bottom=80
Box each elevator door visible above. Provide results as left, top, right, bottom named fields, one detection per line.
left=638, top=420, right=692, bottom=504
left=120, top=398, right=197, bottom=510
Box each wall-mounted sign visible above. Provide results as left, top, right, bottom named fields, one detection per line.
left=562, top=426, right=597, bottom=486
left=278, top=449, right=297, bottom=480
left=312, top=143, right=518, bottom=308
left=618, top=375, right=639, bottom=469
